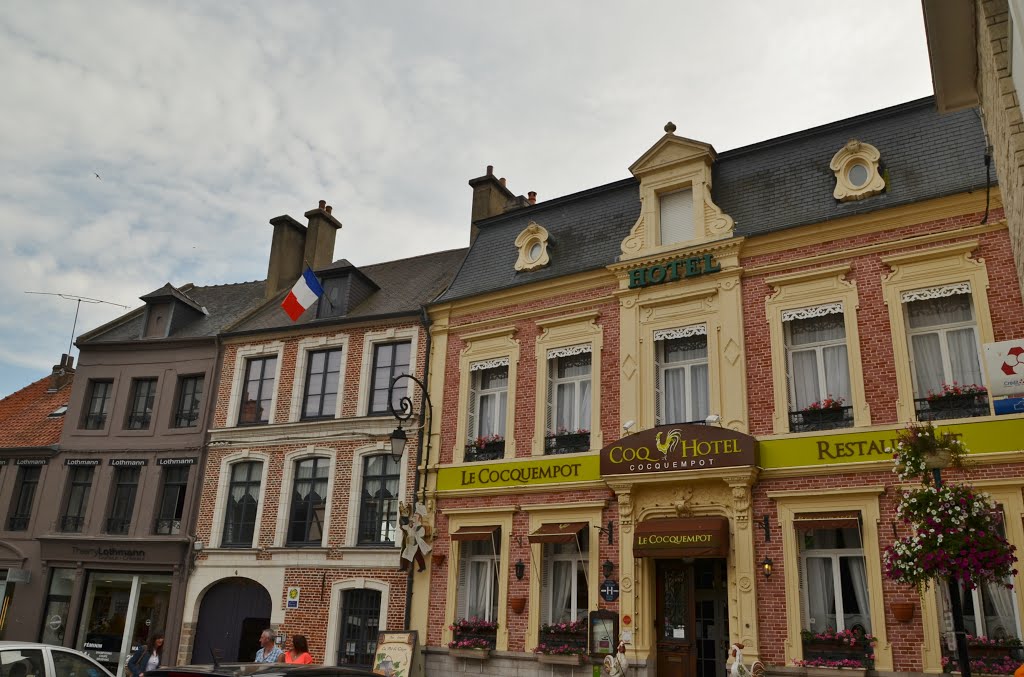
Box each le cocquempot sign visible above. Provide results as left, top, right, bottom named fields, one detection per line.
left=600, top=424, right=758, bottom=476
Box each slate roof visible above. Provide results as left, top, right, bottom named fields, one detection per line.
left=79, top=280, right=268, bottom=344
left=438, top=97, right=991, bottom=303
left=229, top=247, right=469, bottom=333
left=0, top=374, right=72, bottom=450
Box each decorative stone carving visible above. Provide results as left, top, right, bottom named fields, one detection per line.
left=514, top=222, right=551, bottom=271
left=469, top=356, right=510, bottom=371
left=674, top=486, right=694, bottom=517
left=703, top=184, right=735, bottom=235
left=738, top=575, right=752, bottom=593
left=900, top=281, right=971, bottom=303
left=620, top=214, right=645, bottom=257
left=830, top=139, right=886, bottom=201
left=621, top=354, right=637, bottom=380
left=621, top=576, right=633, bottom=592
left=618, top=492, right=634, bottom=522
left=780, top=302, right=843, bottom=322
left=546, top=343, right=591, bottom=359
left=653, top=324, right=707, bottom=341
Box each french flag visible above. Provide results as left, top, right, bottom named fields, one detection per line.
left=281, top=268, right=324, bottom=321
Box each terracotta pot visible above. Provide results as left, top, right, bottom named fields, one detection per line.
left=892, top=601, right=916, bottom=622
left=510, top=596, right=527, bottom=614
left=431, top=552, right=446, bottom=567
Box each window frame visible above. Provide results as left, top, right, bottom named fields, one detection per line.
left=105, top=466, right=140, bottom=535
left=238, top=355, right=278, bottom=426
left=356, top=454, right=401, bottom=546
left=125, top=378, right=158, bottom=430
left=173, top=374, right=204, bottom=428
left=82, top=379, right=113, bottom=430
left=154, top=465, right=190, bottom=535
left=454, top=328, right=519, bottom=463
left=547, top=350, right=592, bottom=436
left=367, top=341, right=412, bottom=417
left=286, top=456, right=330, bottom=547
left=540, top=532, right=590, bottom=626
left=60, top=466, right=94, bottom=533
left=458, top=535, right=501, bottom=622
left=301, top=348, right=344, bottom=420
left=784, top=312, right=851, bottom=409
left=654, top=328, right=710, bottom=426
left=7, top=465, right=41, bottom=531
left=221, top=460, right=264, bottom=548
left=903, top=292, right=984, bottom=399
left=798, top=529, right=870, bottom=634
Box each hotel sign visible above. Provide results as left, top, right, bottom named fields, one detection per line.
left=600, top=424, right=757, bottom=476
left=628, top=254, right=722, bottom=289
left=437, top=455, right=601, bottom=492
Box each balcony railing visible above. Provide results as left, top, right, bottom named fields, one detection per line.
left=915, top=393, right=990, bottom=421
left=59, top=515, right=85, bottom=532
left=788, top=406, right=855, bottom=433
left=126, top=412, right=152, bottom=429
left=105, top=517, right=131, bottom=535
left=544, top=432, right=590, bottom=455
left=154, top=518, right=181, bottom=535
left=464, top=440, right=505, bottom=463
left=83, top=413, right=107, bottom=430
left=7, top=515, right=29, bottom=531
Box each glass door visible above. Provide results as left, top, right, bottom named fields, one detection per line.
left=656, top=560, right=695, bottom=677
left=695, top=559, right=728, bottom=677
left=39, top=569, right=76, bottom=645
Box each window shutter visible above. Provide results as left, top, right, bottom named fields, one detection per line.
left=467, top=373, right=478, bottom=442
left=654, top=342, right=664, bottom=425
left=797, top=556, right=807, bottom=629
left=456, top=545, right=470, bottom=620
left=539, top=545, right=551, bottom=626
left=659, top=188, right=694, bottom=245
left=545, top=358, right=556, bottom=435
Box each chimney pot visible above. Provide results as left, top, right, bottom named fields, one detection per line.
left=319, top=199, right=326, bottom=210
left=325, top=205, right=332, bottom=214
left=499, top=177, right=507, bottom=187
left=528, top=191, right=537, bottom=205
left=486, top=165, right=494, bottom=176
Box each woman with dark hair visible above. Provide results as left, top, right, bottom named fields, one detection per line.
left=127, top=633, right=164, bottom=677
left=280, top=634, right=313, bottom=664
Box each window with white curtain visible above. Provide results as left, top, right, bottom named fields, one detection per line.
left=655, top=328, right=709, bottom=425
left=468, top=363, right=508, bottom=442
left=939, top=511, right=1020, bottom=639
left=541, top=531, right=589, bottom=624
left=659, top=188, right=694, bottom=245
left=904, top=291, right=984, bottom=397
left=784, top=311, right=851, bottom=411
left=456, top=534, right=500, bottom=621
left=800, top=527, right=871, bottom=633
left=547, top=350, right=592, bottom=434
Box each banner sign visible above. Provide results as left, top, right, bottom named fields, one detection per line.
left=438, top=455, right=600, bottom=491
left=600, top=424, right=757, bottom=476
left=983, top=339, right=1024, bottom=396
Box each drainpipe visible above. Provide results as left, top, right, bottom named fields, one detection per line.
left=404, top=306, right=432, bottom=629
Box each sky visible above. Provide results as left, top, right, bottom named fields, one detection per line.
left=0, top=1, right=935, bottom=398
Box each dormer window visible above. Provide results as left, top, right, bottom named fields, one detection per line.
left=659, top=188, right=695, bottom=246
left=318, top=276, right=350, bottom=319
left=514, top=222, right=551, bottom=271
left=144, top=303, right=171, bottom=338
left=830, top=140, right=885, bottom=201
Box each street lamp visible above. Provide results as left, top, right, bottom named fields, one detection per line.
left=932, top=466, right=972, bottom=677
left=386, top=373, right=432, bottom=464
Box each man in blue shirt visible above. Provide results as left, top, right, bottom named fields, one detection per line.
left=255, top=629, right=283, bottom=663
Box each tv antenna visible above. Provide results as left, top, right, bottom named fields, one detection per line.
left=24, top=292, right=129, bottom=356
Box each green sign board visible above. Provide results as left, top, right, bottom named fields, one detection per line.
left=628, top=253, right=721, bottom=289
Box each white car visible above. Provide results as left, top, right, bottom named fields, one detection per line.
left=0, top=642, right=114, bottom=677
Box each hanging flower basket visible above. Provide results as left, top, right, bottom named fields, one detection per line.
left=888, top=421, right=967, bottom=482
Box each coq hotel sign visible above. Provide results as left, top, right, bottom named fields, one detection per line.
left=600, top=424, right=757, bottom=476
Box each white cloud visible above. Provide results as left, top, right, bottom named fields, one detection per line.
left=0, top=0, right=934, bottom=396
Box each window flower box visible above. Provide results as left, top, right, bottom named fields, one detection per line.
left=449, top=648, right=490, bottom=660
left=798, top=628, right=876, bottom=671
left=800, top=397, right=846, bottom=424
left=927, top=383, right=987, bottom=410
left=537, top=653, right=586, bottom=666
left=465, top=435, right=505, bottom=462
left=449, top=617, right=498, bottom=651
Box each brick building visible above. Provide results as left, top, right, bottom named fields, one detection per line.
left=409, top=98, right=1024, bottom=677
left=178, top=201, right=467, bottom=667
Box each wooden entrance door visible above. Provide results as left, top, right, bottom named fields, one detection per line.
left=656, top=560, right=695, bottom=677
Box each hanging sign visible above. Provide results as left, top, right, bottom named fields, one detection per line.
left=600, top=579, right=620, bottom=602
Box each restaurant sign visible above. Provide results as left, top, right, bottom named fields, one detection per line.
left=600, top=424, right=757, bottom=476
left=438, top=455, right=600, bottom=492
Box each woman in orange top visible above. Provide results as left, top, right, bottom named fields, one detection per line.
left=280, top=635, right=314, bottom=664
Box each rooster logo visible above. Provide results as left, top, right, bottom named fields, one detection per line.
left=655, top=429, right=683, bottom=458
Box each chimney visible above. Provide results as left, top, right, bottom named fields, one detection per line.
left=528, top=191, right=537, bottom=205
left=468, top=165, right=518, bottom=244
left=265, top=215, right=308, bottom=298
left=49, top=354, right=75, bottom=392
left=303, top=199, right=343, bottom=271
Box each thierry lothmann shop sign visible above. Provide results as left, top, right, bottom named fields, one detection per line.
left=600, top=424, right=758, bottom=476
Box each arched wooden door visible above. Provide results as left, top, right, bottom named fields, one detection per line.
left=191, top=578, right=271, bottom=663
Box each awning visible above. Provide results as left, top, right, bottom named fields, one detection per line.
left=792, top=512, right=861, bottom=531
left=633, top=517, right=729, bottom=558
left=528, top=521, right=587, bottom=544
left=450, top=525, right=499, bottom=541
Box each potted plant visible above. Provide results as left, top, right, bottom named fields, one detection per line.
left=449, top=617, right=497, bottom=658
left=465, top=433, right=505, bottom=462
left=926, top=382, right=987, bottom=411
left=800, top=396, right=846, bottom=424
left=888, top=421, right=967, bottom=481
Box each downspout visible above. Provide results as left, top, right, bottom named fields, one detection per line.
left=404, top=306, right=432, bottom=629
